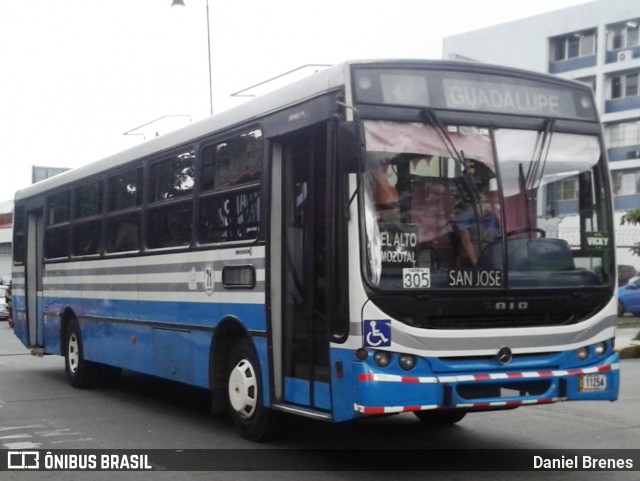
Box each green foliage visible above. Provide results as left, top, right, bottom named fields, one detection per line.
left=621, top=208, right=640, bottom=226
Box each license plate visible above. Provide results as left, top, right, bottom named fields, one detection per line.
left=579, top=373, right=607, bottom=392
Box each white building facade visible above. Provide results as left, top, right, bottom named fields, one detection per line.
left=443, top=0, right=640, bottom=267
left=0, top=200, right=13, bottom=281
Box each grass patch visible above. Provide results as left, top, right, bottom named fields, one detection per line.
left=619, top=345, right=640, bottom=359
left=616, top=316, right=640, bottom=328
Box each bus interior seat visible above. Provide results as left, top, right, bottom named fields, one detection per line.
left=477, top=237, right=575, bottom=271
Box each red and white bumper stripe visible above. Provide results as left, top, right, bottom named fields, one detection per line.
left=357, top=363, right=619, bottom=384
left=354, top=397, right=566, bottom=415
left=354, top=362, right=618, bottom=414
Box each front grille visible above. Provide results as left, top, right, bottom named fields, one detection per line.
left=369, top=291, right=609, bottom=330
left=424, top=313, right=573, bottom=329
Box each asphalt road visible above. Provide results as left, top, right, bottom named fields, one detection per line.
left=0, top=324, right=638, bottom=481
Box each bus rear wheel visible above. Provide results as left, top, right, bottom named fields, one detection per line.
left=64, top=319, right=97, bottom=388
left=227, top=338, right=281, bottom=441
left=414, top=410, right=467, bottom=425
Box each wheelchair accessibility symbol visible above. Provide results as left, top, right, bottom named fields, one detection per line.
left=364, top=319, right=391, bottom=347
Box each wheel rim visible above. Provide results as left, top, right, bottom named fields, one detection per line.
left=67, top=332, right=80, bottom=374
left=228, top=359, right=258, bottom=419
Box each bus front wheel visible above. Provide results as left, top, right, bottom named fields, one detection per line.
left=64, top=319, right=96, bottom=389
left=227, top=338, right=281, bottom=441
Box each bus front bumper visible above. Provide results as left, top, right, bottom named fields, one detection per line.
left=353, top=352, right=620, bottom=415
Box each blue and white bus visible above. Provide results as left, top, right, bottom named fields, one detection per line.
left=12, top=60, right=619, bottom=440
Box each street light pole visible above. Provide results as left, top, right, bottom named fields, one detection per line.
left=205, top=0, right=212, bottom=115
left=172, top=0, right=214, bottom=115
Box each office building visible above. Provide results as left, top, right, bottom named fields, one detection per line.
left=443, top=0, right=640, bottom=265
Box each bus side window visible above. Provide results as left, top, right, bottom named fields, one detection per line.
left=148, top=204, right=192, bottom=249
left=106, top=167, right=143, bottom=253
left=198, top=130, right=262, bottom=244
left=71, top=180, right=103, bottom=257
left=147, top=150, right=195, bottom=249
left=107, top=213, right=140, bottom=253
left=45, top=191, right=71, bottom=259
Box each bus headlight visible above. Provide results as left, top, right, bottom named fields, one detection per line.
left=577, top=346, right=589, bottom=361
left=374, top=351, right=391, bottom=367
left=399, top=354, right=416, bottom=371
left=594, top=342, right=607, bottom=356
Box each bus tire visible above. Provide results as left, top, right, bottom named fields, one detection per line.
left=64, top=318, right=96, bottom=389
left=227, top=338, right=281, bottom=441
left=414, top=410, right=466, bottom=425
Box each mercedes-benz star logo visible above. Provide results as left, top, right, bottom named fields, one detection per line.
left=496, top=346, right=513, bottom=365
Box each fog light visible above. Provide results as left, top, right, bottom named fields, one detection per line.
left=399, top=354, right=416, bottom=371
left=374, top=350, right=391, bottom=367
left=356, top=348, right=368, bottom=360
left=577, top=346, right=589, bottom=361
left=594, top=342, right=606, bottom=356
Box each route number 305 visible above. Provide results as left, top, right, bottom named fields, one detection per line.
left=402, top=267, right=430, bottom=289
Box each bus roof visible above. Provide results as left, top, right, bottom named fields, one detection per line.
left=14, top=60, right=353, bottom=202
left=14, top=59, right=591, bottom=201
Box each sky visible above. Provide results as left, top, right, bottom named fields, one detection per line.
left=0, top=0, right=593, bottom=202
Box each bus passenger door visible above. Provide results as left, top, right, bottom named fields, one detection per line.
left=25, top=209, right=45, bottom=348
left=271, top=126, right=332, bottom=412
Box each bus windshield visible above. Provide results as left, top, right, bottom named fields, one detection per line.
left=363, top=120, right=612, bottom=290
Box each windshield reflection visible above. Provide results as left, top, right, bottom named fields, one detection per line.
left=362, top=120, right=610, bottom=290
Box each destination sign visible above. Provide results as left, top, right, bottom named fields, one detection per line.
left=443, top=79, right=576, bottom=117
left=353, top=66, right=597, bottom=121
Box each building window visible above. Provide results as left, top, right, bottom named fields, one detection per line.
left=627, top=73, right=639, bottom=97
left=558, top=178, right=578, bottom=201
left=609, top=72, right=640, bottom=99
left=547, top=176, right=579, bottom=203
left=0, top=243, right=11, bottom=256
left=551, top=30, right=596, bottom=61
left=612, top=169, right=640, bottom=196
left=607, top=121, right=640, bottom=148
left=608, top=20, right=640, bottom=50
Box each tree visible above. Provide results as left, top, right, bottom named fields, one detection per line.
left=621, top=208, right=640, bottom=255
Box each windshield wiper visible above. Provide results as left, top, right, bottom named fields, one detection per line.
left=421, top=108, right=466, bottom=170
left=421, top=107, right=483, bottom=227
left=519, top=119, right=555, bottom=236
left=525, top=118, right=555, bottom=191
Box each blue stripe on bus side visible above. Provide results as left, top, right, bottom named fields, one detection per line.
left=39, top=295, right=268, bottom=390
left=42, top=296, right=267, bottom=331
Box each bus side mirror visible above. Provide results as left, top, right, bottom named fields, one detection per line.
left=337, top=121, right=362, bottom=173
